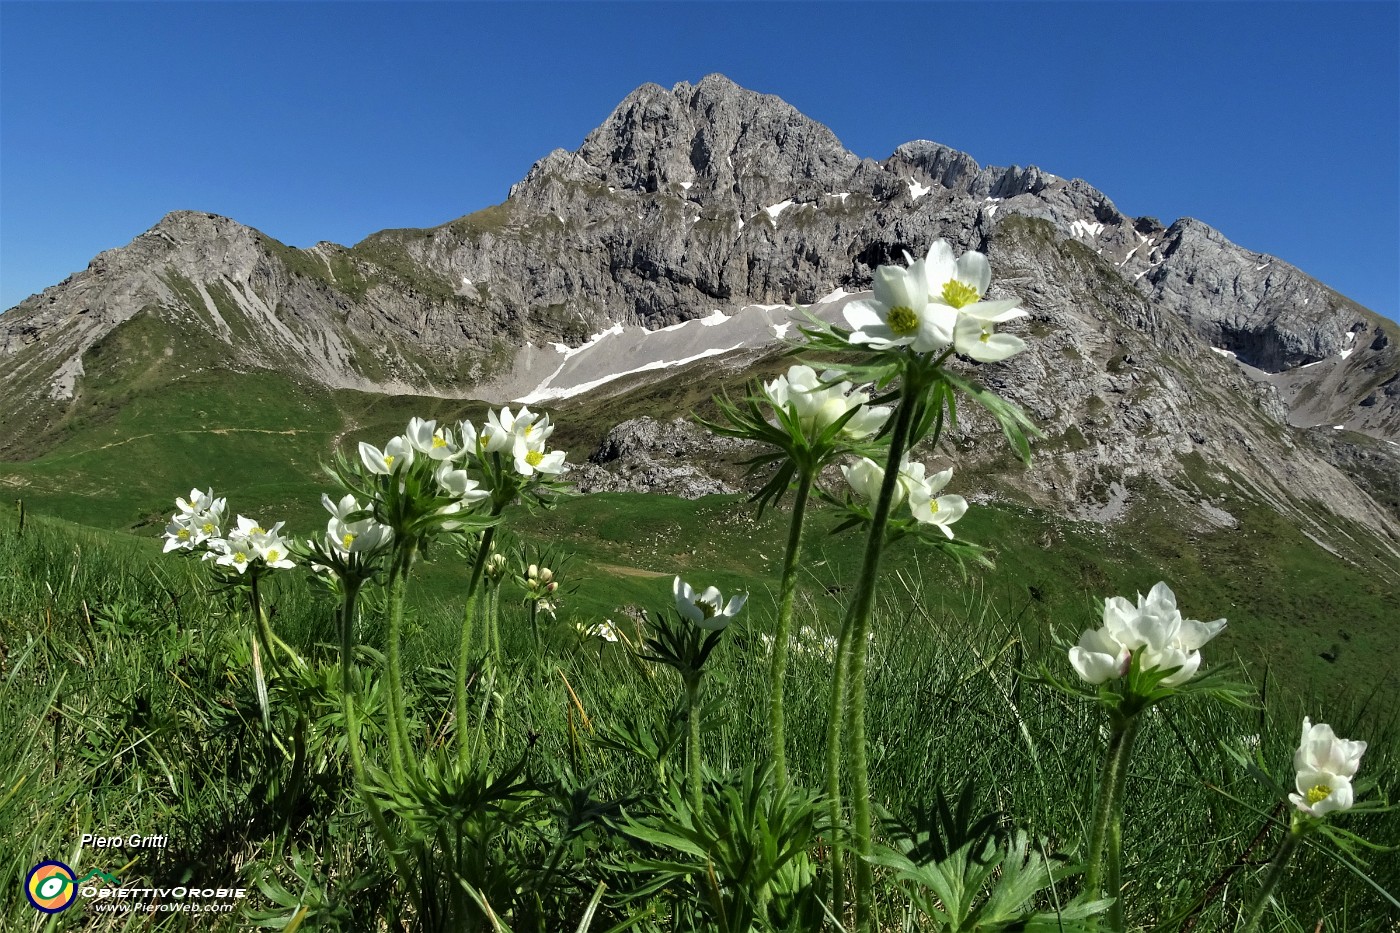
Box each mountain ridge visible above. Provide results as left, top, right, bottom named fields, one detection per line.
left=2, top=74, right=1397, bottom=567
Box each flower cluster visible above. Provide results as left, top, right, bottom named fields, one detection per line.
left=319, top=493, right=394, bottom=560
left=162, top=487, right=227, bottom=552
left=841, top=456, right=968, bottom=539
left=844, top=240, right=1028, bottom=363
left=673, top=577, right=747, bottom=631
left=1290, top=718, right=1367, bottom=818
left=1068, top=582, right=1225, bottom=687
left=162, top=489, right=296, bottom=575
left=464, top=406, right=567, bottom=477
left=577, top=619, right=622, bottom=643
left=756, top=625, right=874, bottom=662
left=763, top=365, right=891, bottom=441
left=523, top=563, right=559, bottom=615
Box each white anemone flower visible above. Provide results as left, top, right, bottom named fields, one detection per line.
left=844, top=259, right=957, bottom=353
left=841, top=457, right=893, bottom=505
left=176, top=488, right=227, bottom=525
left=511, top=437, right=566, bottom=477
left=483, top=406, right=542, bottom=453
left=1289, top=717, right=1367, bottom=818
left=907, top=467, right=969, bottom=539
left=1068, top=582, right=1225, bottom=687
left=321, top=493, right=393, bottom=556
left=673, top=576, right=747, bottom=631
left=841, top=456, right=947, bottom=513
left=163, top=488, right=227, bottom=551
left=1068, top=626, right=1132, bottom=684
left=434, top=462, right=491, bottom=507
left=921, top=240, right=1028, bottom=362
left=405, top=417, right=459, bottom=461
left=359, top=436, right=415, bottom=475
left=764, top=365, right=891, bottom=440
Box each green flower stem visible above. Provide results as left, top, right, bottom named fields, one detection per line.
left=1239, top=820, right=1304, bottom=933
left=842, top=385, right=920, bottom=932
left=249, top=569, right=306, bottom=674
left=770, top=467, right=815, bottom=788
left=1085, top=712, right=1141, bottom=928
left=386, top=538, right=420, bottom=780
left=824, top=615, right=853, bottom=915
left=248, top=570, right=279, bottom=677
left=338, top=580, right=419, bottom=915
left=488, top=585, right=501, bottom=670
left=529, top=599, right=540, bottom=652
left=686, top=677, right=703, bottom=812
left=456, top=523, right=497, bottom=767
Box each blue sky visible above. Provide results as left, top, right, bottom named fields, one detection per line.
left=2, top=1, right=1396, bottom=320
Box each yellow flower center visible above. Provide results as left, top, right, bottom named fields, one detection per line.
left=941, top=280, right=980, bottom=308
left=929, top=500, right=940, bottom=513
left=1305, top=784, right=1332, bottom=806
left=251, top=526, right=265, bottom=535
left=233, top=551, right=248, bottom=564
left=343, top=532, right=356, bottom=549
left=432, top=435, right=448, bottom=449
left=886, top=305, right=919, bottom=336
left=177, top=528, right=191, bottom=540
left=525, top=450, right=544, bottom=467
left=266, top=549, right=281, bottom=562
left=979, top=326, right=993, bottom=343
left=699, top=601, right=718, bottom=619
left=202, top=522, right=215, bottom=534
left=384, top=455, right=396, bottom=467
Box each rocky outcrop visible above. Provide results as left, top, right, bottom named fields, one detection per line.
left=569, top=416, right=756, bottom=498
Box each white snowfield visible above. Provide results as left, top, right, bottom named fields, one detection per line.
left=479, top=289, right=857, bottom=406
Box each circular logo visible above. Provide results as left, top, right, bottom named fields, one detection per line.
left=26, top=861, right=78, bottom=913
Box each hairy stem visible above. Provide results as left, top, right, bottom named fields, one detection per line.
left=843, top=387, right=919, bottom=931
left=456, top=524, right=496, bottom=767
left=1085, top=712, right=1141, bottom=928
left=339, top=581, right=418, bottom=912
left=770, top=468, right=814, bottom=788
left=386, top=538, right=419, bottom=780
left=824, top=616, right=853, bottom=917
left=687, top=677, right=704, bottom=813
left=1239, top=820, right=1303, bottom=933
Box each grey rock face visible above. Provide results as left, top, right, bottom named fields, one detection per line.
left=570, top=416, right=755, bottom=499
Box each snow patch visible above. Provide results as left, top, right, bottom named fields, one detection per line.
left=1210, top=347, right=1238, bottom=360
left=1254, top=263, right=1271, bottom=272
left=679, top=180, right=693, bottom=191
left=984, top=204, right=998, bottom=218
left=1346, top=331, right=1357, bottom=343
left=516, top=345, right=745, bottom=405
left=818, top=287, right=848, bottom=303
left=827, top=192, right=850, bottom=202
left=1070, top=219, right=1105, bottom=238
left=908, top=178, right=931, bottom=201
left=772, top=323, right=792, bottom=339
left=461, top=277, right=473, bottom=286
left=1340, top=348, right=1354, bottom=359
left=764, top=200, right=794, bottom=221
left=701, top=309, right=731, bottom=326
left=1332, top=425, right=1345, bottom=431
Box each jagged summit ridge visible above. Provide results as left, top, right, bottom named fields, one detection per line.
left=1, top=73, right=1396, bottom=544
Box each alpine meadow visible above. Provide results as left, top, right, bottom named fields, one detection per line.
left=2, top=75, right=1398, bottom=932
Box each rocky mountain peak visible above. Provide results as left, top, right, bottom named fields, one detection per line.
left=516, top=72, right=862, bottom=215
